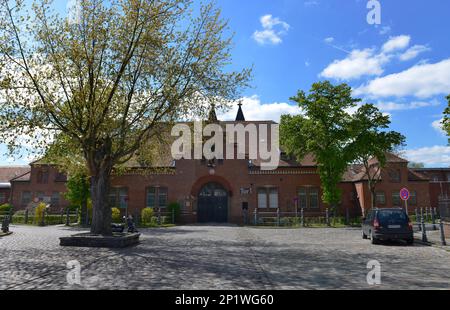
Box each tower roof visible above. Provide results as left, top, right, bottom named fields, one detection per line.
left=235, top=103, right=245, bottom=121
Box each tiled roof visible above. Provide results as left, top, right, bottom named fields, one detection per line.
left=0, top=166, right=30, bottom=183
left=368, top=152, right=409, bottom=166
left=408, top=170, right=429, bottom=182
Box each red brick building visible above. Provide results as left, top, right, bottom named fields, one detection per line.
left=2, top=108, right=442, bottom=224
left=0, top=166, right=30, bottom=205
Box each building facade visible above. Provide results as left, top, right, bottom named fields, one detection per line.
left=2, top=107, right=443, bottom=224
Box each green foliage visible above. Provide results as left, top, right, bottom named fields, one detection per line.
left=141, top=208, right=154, bottom=225
left=408, top=162, right=425, bottom=169
left=0, top=0, right=251, bottom=235
left=33, top=203, right=47, bottom=226
left=12, top=214, right=78, bottom=225
left=281, top=81, right=404, bottom=211
left=444, top=95, right=450, bottom=144
left=111, top=207, right=122, bottom=223
left=167, top=202, right=181, bottom=222
left=65, top=174, right=90, bottom=208
left=0, top=204, right=12, bottom=213
left=281, top=82, right=359, bottom=207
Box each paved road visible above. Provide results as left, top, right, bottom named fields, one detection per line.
left=0, top=225, right=449, bottom=290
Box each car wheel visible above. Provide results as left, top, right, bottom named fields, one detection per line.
left=362, top=230, right=368, bottom=240
left=370, top=231, right=379, bottom=245
left=406, top=238, right=414, bottom=245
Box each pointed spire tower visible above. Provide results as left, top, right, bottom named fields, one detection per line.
left=235, top=103, right=246, bottom=122
left=208, top=103, right=218, bottom=122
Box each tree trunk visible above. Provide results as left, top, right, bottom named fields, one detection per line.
left=369, top=180, right=376, bottom=210
left=90, top=167, right=113, bottom=235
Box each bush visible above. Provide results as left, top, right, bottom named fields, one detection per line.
left=111, top=207, right=122, bottom=223
left=33, top=203, right=47, bottom=226
left=141, top=208, right=154, bottom=225
left=167, top=202, right=181, bottom=222
left=0, top=204, right=12, bottom=213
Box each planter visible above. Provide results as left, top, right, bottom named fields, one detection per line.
left=60, top=232, right=140, bottom=248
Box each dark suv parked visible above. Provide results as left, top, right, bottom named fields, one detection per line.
left=362, top=208, right=414, bottom=245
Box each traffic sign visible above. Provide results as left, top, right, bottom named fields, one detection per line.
left=400, top=188, right=410, bottom=201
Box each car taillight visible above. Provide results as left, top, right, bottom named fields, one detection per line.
left=408, top=222, right=413, bottom=231
left=374, top=219, right=381, bottom=230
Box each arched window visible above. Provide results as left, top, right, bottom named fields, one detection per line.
left=199, top=183, right=227, bottom=198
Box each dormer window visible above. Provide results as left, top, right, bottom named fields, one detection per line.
left=388, top=169, right=401, bottom=183
left=37, top=169, right=49, bottom=184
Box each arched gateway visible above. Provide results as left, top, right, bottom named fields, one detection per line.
left=197, top=182, right=229, bottom=223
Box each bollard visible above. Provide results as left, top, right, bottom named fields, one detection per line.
left=326, top=208, right=330, bottom=227
left=157, top=208, right=161, bottom=225
left=254, top=208, right=258, bottom=226
left=24, top=209, right=29, bottom=225
left=66, top=208, right=70, bottom=226
left=431, top=207, right=436, bottom=230
left=425, top=208, right=429, bottom=222
left=276, top=208, right=280, bottom=227
left=60, top=209, right=64, bottom=225
left=1, top=215, right=10, bottom=233
left=301, top=208, right=304, bottom=227
left=416, top=208, right=421, bottom=231
left=421, top=219, right=428, bottom=243
left=439, top=220, right=447, bottom=246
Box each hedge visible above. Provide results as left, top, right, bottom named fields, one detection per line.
left=1, top=214, right=78, bottom=225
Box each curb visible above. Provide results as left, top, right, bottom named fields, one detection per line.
left=0, top=231, right=13, bottom=237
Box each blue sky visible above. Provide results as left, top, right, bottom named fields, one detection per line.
left=1, top=0, right=450, bottom=166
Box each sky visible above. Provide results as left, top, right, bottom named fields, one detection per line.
left=1, top=0, right=450, bottom=167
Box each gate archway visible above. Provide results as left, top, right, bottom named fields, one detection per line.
left=197, top=182, right=229, bottom=223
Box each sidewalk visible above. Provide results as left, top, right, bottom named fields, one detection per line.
left=414, top=228, right=449, bottom=250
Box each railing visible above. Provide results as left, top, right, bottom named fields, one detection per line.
left=438, top=199, right=450, bottom=221
left=0, top=209, right=79, bottom=226
left=252, top=208, right=361, bottom=227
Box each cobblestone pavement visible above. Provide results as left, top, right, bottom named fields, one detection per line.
left=0, top=225, right=449, bottom=290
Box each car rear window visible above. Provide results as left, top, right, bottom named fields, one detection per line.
left=377, top=210, right=408, bottom=225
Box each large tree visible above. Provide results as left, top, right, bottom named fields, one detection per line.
left=347, top=104, right=405, bottom=210
left=281, top=82, right=358, bottom=212
left=281, top=82, right=404, bottom=214
left=0, top=0, right=250, bottom=235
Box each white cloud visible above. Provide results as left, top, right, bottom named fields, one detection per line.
left=324, top=37, right=334, bottom=43
left=432, top=119, right=446, bottom=135
left=253, top=15, right=290, bottom=45
left=218, top=95, right=301, bottom=123
left=354, top=58, right=450, bottom=99
left=382, top=35, right=411, bottom=53
left=320, top=35, right=418, bottom=80
left=399, top=45, right=431, bottom=61
left=375, top=99, right=440, bottom=112
left=320, top=48, right=390, bottom=80
left=402, top=146, right=450, bottom=167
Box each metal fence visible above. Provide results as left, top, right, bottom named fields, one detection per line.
left=252, top=208, right=361, bottom=227
left=439, top=198, right=450, bottom=221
